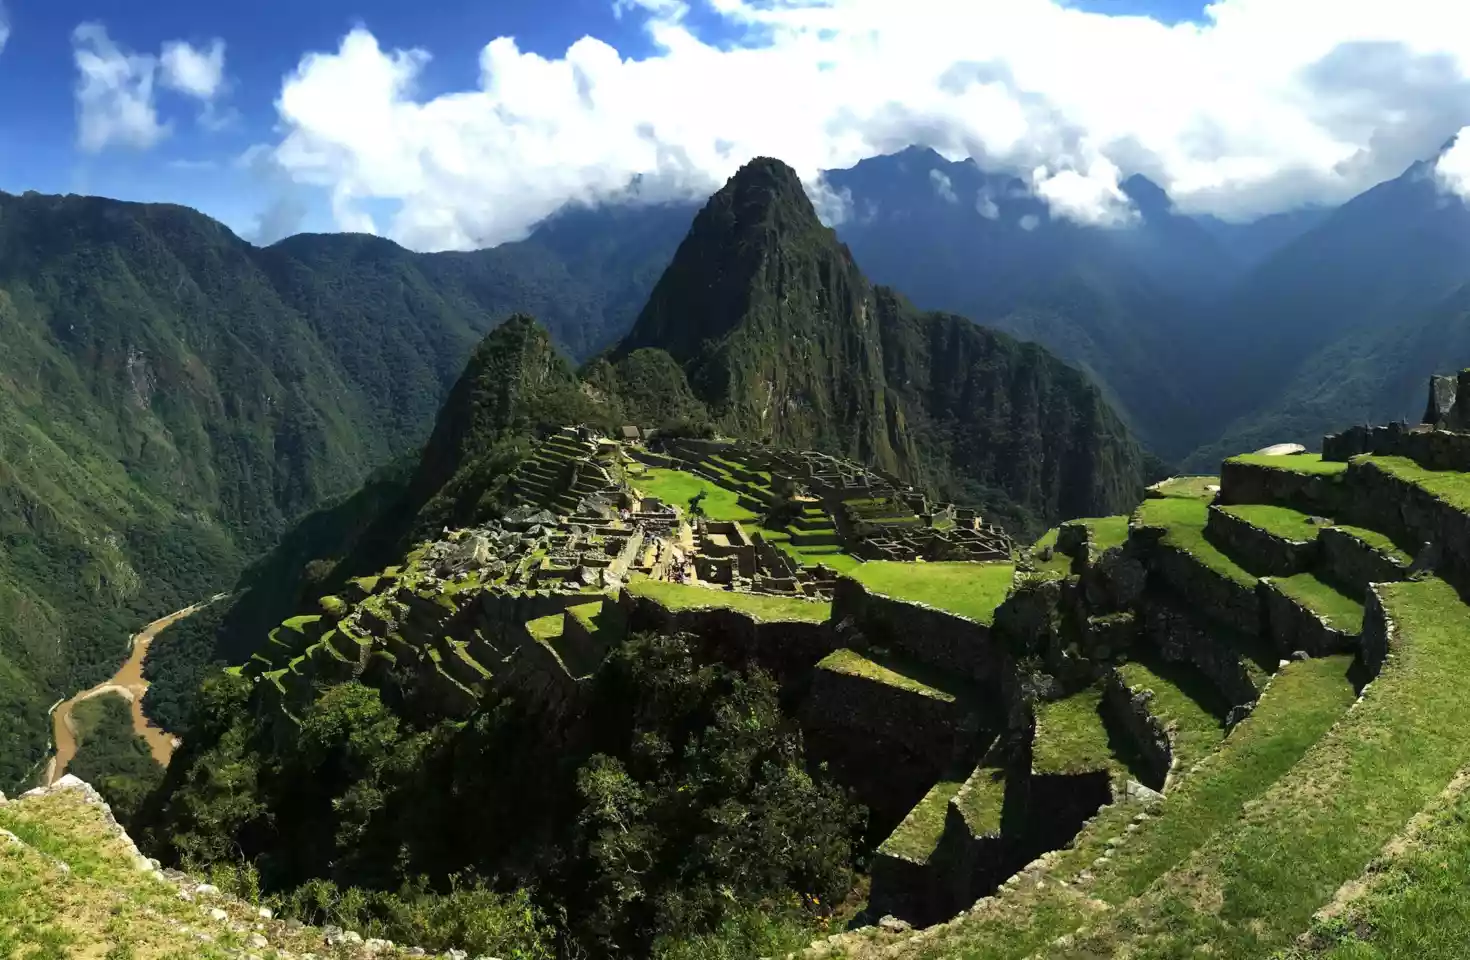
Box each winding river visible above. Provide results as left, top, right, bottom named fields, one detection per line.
left=46, top=595, right=224, bottom=786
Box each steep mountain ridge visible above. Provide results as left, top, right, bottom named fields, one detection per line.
left=615, top=156, right=1156, bottom=531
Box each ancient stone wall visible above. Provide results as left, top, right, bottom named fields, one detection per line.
left=1219, top=461, right=1347, bottom=515
left=1205, top=506, right=1316, bottom=577
left=1258, top=580, right=1354, bottom=657
left=1317, top=527, right=1409, bottom=598
left=1323, top=421, right=1470, bottom=471
left=1357, top=584, right=1393, bottom=681
left=1343, top=459, right=1470, bottom=596
left=1148, top=543, right=1261, bottom=636
left=831, top=577, right=1006, bottom=685
left=620, top=593, right=835, bottom=690
left=1139, top=594, right=1260, bottom=710
left=1102, top=670, right=1171, bottom=789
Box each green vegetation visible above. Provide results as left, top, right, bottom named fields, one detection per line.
left=1115, top=659, right=1227, bottom=772
left=635, top=468, right=758, bottom=524
left=626, top=575, right=830, bottom=622
left=1149, top=476, right=1220, bottom=500
left=1274, top=572, right=1366, bottom=633
left=954, top=767, right=1006, bottom=837
left=1135, top=496, right=1256, bottom=587
left=1225, top=453, right=1348, bottom=476
left=849, top=561, right=1015, bottom=624
left=67, top=694, right=165, bottom=824
left=1333, top=524, right=1414, bottom=564
left=1361, top=455, right=1470, bottom=512
left=817, top=649, right=957, bottom=702
left=1080, top=516, right=1131, bottom=551
left=143, top=634, right=862, bottom=958
left=1217, top=503, right=1329, bottom=542
left=917, top=655, right=1355, bottom=960
left=1032, top=687, right=1113, bottom=775
left=879, top=780, right=964, bottom=862
left=1292, top=773, right=1470, bottom=959
left=1056, top=578, right=1470, bottom=958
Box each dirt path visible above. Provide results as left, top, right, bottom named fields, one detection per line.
left=46, top=595, right=224, bottom=786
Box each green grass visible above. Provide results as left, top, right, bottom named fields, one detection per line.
left=848, top=561, right=1015, bottom=625
left=566, top=601, right=603, bottom=634
left=1054, top=578, right=1470, bottom=958
left=525, top=613, right=564, bottom=643
left=1114, top=659, right=1227, bottom=773
left=1028, top=528, right=1074, bottom=578
left=1135, top=496, right=1256, bottom=587
left=633, top=468, right=759, bottom=523
left=1148, top=476, right=1220, bottom=501
left=1032, top=686, right=1114, bottom=775
left=912, top=655, right=1356, bottom=960
left=1274, top=572, right=1366, bottom=633
left=953, top=766, right=1006, bottom=838
left=1225, top=453, right=1348, bottom=476
left=816, top=649, right=956, bottom=701
left=1296, top=773, right=1470, bottom=959
left=1360, top=455, right=1470, bottom=512
left=1332, top=525, right=1414, bottom=565
left=626, top=576, right=830, bottom=623
left=1079, top=516, right=1130, bottom=551
left=1217, top=503, right=1329, bottom=542
left=879, top=780, right=965, bottom=862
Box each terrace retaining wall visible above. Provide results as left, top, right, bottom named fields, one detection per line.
left=1205, top=506, right=1317, bottom=577
left=1102, top=669, right=1172, bottom=790
left=1219, top=461, right=1348, bottom=515
left=1140, top=594, right=1260, bottom=711
left=1318, top=527, right=1410, bottom=598
left=1258, top=580, right=1355, bottom=657
left=831, top=577, right=1006, bottom=686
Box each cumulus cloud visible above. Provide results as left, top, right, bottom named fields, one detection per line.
left=929, top=169, right=958, bottom=203
left=72, top=25, right=229, bottom=152
left=1435, top=127, right=1470, bottom=199
left=264, top=0, right=1470, bottom=250
left=161, top=39, right=227, bottom=100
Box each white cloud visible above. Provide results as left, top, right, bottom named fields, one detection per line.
left=1435, top=126, right=1470, bottom=199
left=929, top=168, right=958, bottom=203
left=73, top=23, right=169, bottom=152
left=1019, top=213, right=1041, bottom=231
left=264, top=0, right=1470, bottom=250
left=0, top=2, right=11, bottom=57
left=975, top=189, right=999, bottom=219
left=72, top=25, right=229, bottom=152
left=161, top=39, right=227, bottom=101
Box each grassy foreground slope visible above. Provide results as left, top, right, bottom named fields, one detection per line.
left=1051, top=578, right=1470, bottom=958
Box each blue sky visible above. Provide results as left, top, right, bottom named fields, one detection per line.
left=0, top=0, right=1460, bottom=250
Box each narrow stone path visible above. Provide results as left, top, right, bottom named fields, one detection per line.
left=46, top=594, right=225, bottom=785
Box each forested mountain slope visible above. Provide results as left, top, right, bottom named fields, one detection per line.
left=0, top=190, right=688, bottom=786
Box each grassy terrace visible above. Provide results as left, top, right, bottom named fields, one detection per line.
left=1032, top=686, right=1114, bottom=775
left=880, top=780, right=965, bottom=862
left=526, top=612, right=564, bottom=643
left=1149, top=475, right=1221, bottom=500
left=1226, top=452, right=1349, bottom=476
left=1051, top=578, right=1470, bottom=959
left=1274, top=572, right=1366, bottom=633
left=1333, top=523, right=1414, bottom=564
left=1360, top=454, right=1470, bottom=512
left=817, top=648, right=958, bottom=702
left=1078, top=515, right=1131, bottom=551
left=1217, top=502, right=1328, bottom=542
left=625, top=575, right=831, bottom=623
left=954, top=766, right=1007, bottom=837
left=1029, top=527, right=1075, bottom=578
left=1115, top=659, right=1227, bottom=772
left=909, top=655, right=1356, bottom=960
left=1297, top=772, right=1470, bottom=958
left=849, top=561, right=1015, bottom=625
left=1136, top=495, right=1256, bottom=587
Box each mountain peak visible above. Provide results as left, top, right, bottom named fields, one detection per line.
left=714, top=156, right=819, bottom=231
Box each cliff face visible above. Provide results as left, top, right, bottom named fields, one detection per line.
left=615, top=157, right=1155, bottom=531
